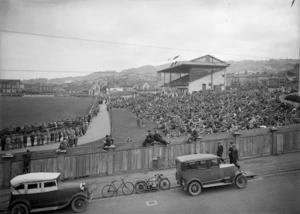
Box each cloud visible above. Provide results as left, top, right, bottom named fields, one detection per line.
left=0, top=0, right=299, bottom=79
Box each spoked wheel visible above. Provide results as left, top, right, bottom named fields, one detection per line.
left=122, top=182, right=135, bottom=195
left=235, top=174, right=247, bottom=189
left=159, top=178, right=171, bottom=190
left=11, top=204, right=29, bottom=214
left=188, top=181, right=202, bottom=196
left=71, top=196, right=88, bottom=213
left=102, top=185, right=115, bottom=198
left=135, top=181, right=147, bottom=194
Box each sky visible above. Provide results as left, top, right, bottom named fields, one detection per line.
left=0, top=0, right=299, bottom=80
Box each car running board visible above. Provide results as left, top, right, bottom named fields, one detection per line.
left=203, top=182, right=232, bottom=188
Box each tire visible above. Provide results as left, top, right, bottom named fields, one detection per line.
left=71, top=196, right=88, bottom=213
left=11, top=203, right=29, bottom=214
left=135, top=181, right=147, bottom=194
left=159, top=178, right=170, bottom=190
left=102, top=185, right=115, bottom=198
left=122, top=182, right=135, bottom=195
left=235, top=174, right=247, bottom=189
left=188, top=181, right=202, bottom=196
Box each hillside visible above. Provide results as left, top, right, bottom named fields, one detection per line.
left=23, top=59, right=299, bottom=86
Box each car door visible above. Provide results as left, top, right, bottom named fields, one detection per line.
left=25, top=182, right=43, bottom=209
left=38, top=180, right=58, bottom=208
left=204, top=159, right=222, bottom=184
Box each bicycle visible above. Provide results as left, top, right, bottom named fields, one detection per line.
left=101, top=178, right=135, bottom=198
left=152, top=156, right=174, bottom=170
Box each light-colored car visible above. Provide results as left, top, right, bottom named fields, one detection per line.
left=175, top=154, right=247, bottom=196
left=8, top=172, right=90, bottom=214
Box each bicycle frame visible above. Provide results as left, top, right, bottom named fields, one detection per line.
left=109, top=179, right=126, bottom=196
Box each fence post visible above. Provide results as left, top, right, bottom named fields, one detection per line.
left=107, top=148, right=114, bottom=175
left=270, top=127, right=278, bottom=155
left=56, top=151, right=66, bottom=180
left=1, top=154, right=15, bottom=188
left=233, top=131, right=242, bottom=148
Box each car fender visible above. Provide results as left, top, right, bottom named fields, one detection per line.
left=234, top=171, right=245, bottom=180
left=57, top=192, right=89, bottom=210
left=9, top=199, right=31, bottom=211
left=186, top=178, right=203, bottom=189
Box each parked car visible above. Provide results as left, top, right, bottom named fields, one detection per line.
left=175, top=154, right=247, bottom=196
left=8, top=172, right=90, bottom=214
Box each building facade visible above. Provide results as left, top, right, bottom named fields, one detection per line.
left=0, top=79, right=22, bottom=94
left=157, top=55, right=230, bottom=93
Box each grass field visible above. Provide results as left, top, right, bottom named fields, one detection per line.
left=110, top=108, right=185, bottom=149
left=0, top=96, right=94, bottom=130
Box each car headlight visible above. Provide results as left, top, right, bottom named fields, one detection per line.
left=80, top=182, right=85, bottom=190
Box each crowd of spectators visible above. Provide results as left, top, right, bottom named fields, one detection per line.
left=111, top=88, right=300, bottom=138
left=0, top=102, right=100, bottom=151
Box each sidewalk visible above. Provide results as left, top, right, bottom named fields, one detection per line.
left=1, top=152, right=299, bottom=212
left=0, top=104, right=110, bottom=155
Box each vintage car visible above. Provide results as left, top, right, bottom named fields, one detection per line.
left=175, top=154, right=247, bottom=196
left=8, top=172, right=90, bottom=214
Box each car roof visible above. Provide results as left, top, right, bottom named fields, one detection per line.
left=10, top=172, right=60, bottom=187
left=176, top=154, right=219, bottom=162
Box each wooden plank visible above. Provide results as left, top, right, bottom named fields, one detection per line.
left=277, top=134, right=284, bottom=153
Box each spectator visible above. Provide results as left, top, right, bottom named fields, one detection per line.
left=228, top=141, right=234, bottom=164
left=142, top=130, right=155, bottom=147
left=153, top=130, right=169, bottom=146
left=23, top=149, right=31, bottom=173
left=103, top=135, right=114, bottom=151
left=232, top=145, right=240, bottom=169
left=23, top=133, right=28, bottom=148
left=30, top=132, right=35, bottom=147
left=216, top=141, right=225, bottom=163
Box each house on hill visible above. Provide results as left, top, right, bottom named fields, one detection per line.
left=156, top=55, right=230, bottom=93
left=0, top=79, right=22, bottom=94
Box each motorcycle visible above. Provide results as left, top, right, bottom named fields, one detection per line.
left=135, top=174, right=170, bottom=193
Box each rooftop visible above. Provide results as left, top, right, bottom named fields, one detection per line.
left=176, top=154, right=219, bottom=162
left=10, top=172, right=60, bottom=186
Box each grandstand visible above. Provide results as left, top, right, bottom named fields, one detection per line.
left=157, top=55, right=230, bottom=93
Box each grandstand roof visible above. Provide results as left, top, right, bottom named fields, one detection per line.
left=157, top=55, right=230, bottom=74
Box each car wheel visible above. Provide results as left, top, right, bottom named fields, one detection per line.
left=11, top=203, right=29, bottom=214
left=188, top=181, right=202, bottom=196
left=235, top=174, right=247, bottom=189
left=159, top=178, right=170, bottom=190
left=71, top=196, right=88, bottom=213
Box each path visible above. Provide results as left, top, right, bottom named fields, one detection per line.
left=0, top=104, right=110, bottom=154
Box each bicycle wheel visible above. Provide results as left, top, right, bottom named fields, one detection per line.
left=159, top=178, right=170, bottom=190
left=102, top=185, right=115, bottom=198
left=122, top=182, right=135, bottom=195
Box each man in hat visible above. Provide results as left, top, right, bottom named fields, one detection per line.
left=232, top=145, right=240, bottom=169
left=228, top=141, right=234, bottom=164
left=142, top=130, right=154, bottom=147
left=23, top=149, right=31, bottom=173
left=216, top=141, right=225, bottom=163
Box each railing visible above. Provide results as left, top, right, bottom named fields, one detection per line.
left=1, top=124, right=300, bottom=188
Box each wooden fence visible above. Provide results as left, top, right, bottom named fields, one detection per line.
left=1, top=124, right=300, bottom=188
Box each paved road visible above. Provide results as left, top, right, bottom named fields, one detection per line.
left=0, top=104, right=110, bottom=154
left=44, top=171, right=300, bottom=214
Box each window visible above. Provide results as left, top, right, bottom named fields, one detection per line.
left=206, top=159, right=219, bottom=168
left=186, top=162, right=197, bottom=170
left=44, top=181, right=56, bottom=188
left=15, top=184, right=25, bottom=190
left=28, top=183, right=38, bottom=189
left=197, top=161, right=206, bottom=169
